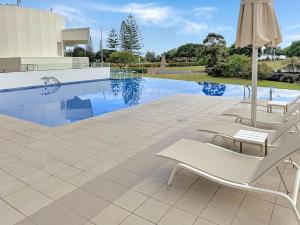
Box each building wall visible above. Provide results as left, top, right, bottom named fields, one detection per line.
left=0, top=5, right=65, bottom=58
left=0, top=67, right=111, bottom=90
left=0, top=57, right=89, bottom=72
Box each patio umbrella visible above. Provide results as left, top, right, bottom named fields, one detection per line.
left=235, top=0, right=282, bottom=127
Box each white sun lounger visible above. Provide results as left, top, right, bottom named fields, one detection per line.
left=223, top=100, right=300, bottom=126
left=157, top=133, right=300, bottom=223
left=241, top=95, right=300, bottom=108
left=197, top=113, right=300, bottom=146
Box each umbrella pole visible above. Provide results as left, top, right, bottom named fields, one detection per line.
left=251, top=46, right=258, bottom=127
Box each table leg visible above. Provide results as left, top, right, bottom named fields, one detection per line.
left=267, top=106, right=270, bottom=113
left=260, top=144, right=263, bottom=155
left=265, top=139, right=268, bottom=156
left=240, top=142, right=243, bottom=153
left=270, top=106, right=272, bottom=113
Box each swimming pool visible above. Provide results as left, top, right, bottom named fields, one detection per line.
left=0, top=77, right=299, bottom=127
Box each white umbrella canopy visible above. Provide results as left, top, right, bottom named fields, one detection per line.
left=235, top=0, right=282, bottom=127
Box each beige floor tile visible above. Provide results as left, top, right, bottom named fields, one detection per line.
left=114, top=190, right=149, bottom=212
left=43, top=181, right=76, bottom=200
left=17, top=194, right=53, bottom=216
left=135, top=198, right=171, bottom=223
left=158, top=207, right=197, bottom=225
left=238, top=196, right=273, bottom=222
left=67, top=171, right=96, bottom=187
left=194, top=218, right=218, bottom=225
left=175, top=189, right=211, bottom=215
left=59, top=189, right=110, bottom=219
left=19, top=170, right=50, bottom=185
left=152, top=173, right=195, bottom=205
left=120, top=214, right=155, bottom=225
left=270, top=205, right=298, bottom=225
left=0, top=179, right=27, bottom=197
left=133, top=178, right=164, bottom=196
left=3, top=187, right=39, bottom=206
left=212, top=188, right=244, bottom=209
left=201, top=201, right=238, bottom=225
left=82, top=177, right=129, bottom=202
left=232, top=212, right=269, bottom=225
left=91, top=204, right=130, bottom=225
left=0, top=207, right=25, bottom=225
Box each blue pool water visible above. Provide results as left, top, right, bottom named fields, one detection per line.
left=0, top=77, right=299, bottom=127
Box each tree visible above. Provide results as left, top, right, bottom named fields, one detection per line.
left=106, top=29, right=119, bottom=50
left=95, top=49, right=114, bottom=62
left=145, top=51, right=156, bottom=62
left=125, top=14, right=142, bottom=54
left=119, top=20, right=131, bottom=51
left=164, top=49, right=177, bottom=61
left=285, top=41, right=300, bottom=57
left=109, top=51, right=136, bottom=68
left=72, top=46, right=86, bottom=57
left=86, top=37, right=95, bottom=62
left=203, top=33, right=226, bottom=47
left=203, top=45, right=228, bottom=72
left=119, top=15, right=142, bottom=54
left=177, top=43, right=204, bottom=62
left=228, top=43, right=262, bottom=57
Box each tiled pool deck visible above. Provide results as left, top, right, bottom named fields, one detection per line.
left=0, top=94, right=298, bottom=225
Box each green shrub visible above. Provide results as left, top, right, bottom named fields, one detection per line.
left=226, top=54, right=252, bottom=79
left=208, top=61, right=227, bottom=77
left=109, top=52, right=136, bottom=68
left=209, top=54, right=251, bottom=78
left=258, top=62, right=272, bottom=79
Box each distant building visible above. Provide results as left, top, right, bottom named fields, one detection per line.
left=0, top=5, right=90, bottom=72
left=258, top=54, right=287, bottom=61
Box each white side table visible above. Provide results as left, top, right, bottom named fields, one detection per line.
left=267, top=101, right=289, bottom=114
left=233, top=130, right=269, bottom=156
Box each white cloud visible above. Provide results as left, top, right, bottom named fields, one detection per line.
left=51, top=4, right=98, bottom=28
left=181, top=20, right=208, bottom=35
left=286, top=34, right=300, bottom=41
left=192, top=7, right=218, bottom=19
left=91, top=3, right=176, bottom=27
left=286, top=23, right=300, bottom=31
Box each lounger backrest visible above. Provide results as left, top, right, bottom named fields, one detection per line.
left=285, top=100, right=300, bottom=118
left=273, top=113, right=300, bottom=142
left=289, top=95, right=300, bottom=106
left=251, top=132, right=300, bottom=184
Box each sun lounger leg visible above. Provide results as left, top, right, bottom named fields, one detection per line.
left=167, top=165, right=179, bottom=186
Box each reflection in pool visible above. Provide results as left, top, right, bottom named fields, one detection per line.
left=200, top=82, right=226, bottom=96
left=0, top=77, right=299, bottom=127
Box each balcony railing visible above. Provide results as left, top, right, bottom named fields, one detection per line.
left=18, top=62, right=110, bottom=72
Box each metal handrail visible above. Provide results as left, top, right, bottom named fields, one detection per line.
left=41, top=76, right=61, bottom=86
left=244, top=84, right=275, bottom=101
left=243, top=84, right=251, bottom=99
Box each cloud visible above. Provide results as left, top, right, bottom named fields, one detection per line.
left=90, top=3, right=176, bottom=27
left=192, top=7, right=218, bottom=19
left=286, top=34, right=300, bottom=41
left=286, top=23, right=300, bottom=31
left=181, top=20, right=208, bottom=35
left=51, top=4, right=98, bottom=28
left=87, top=2, right=231, bottom=36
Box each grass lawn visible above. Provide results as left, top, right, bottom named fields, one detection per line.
left=141, top=73, right=300, bottom=90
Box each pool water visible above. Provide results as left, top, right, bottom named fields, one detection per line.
left=0, top=77, right=299, bottom=127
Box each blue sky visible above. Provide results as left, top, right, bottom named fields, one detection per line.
left=5, top=0, right=300, bottom=55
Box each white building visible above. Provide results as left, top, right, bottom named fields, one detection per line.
left=0, top=5, right=91, bottom=72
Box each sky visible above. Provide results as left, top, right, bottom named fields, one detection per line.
left=3, top=0, right=300, bottom=55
